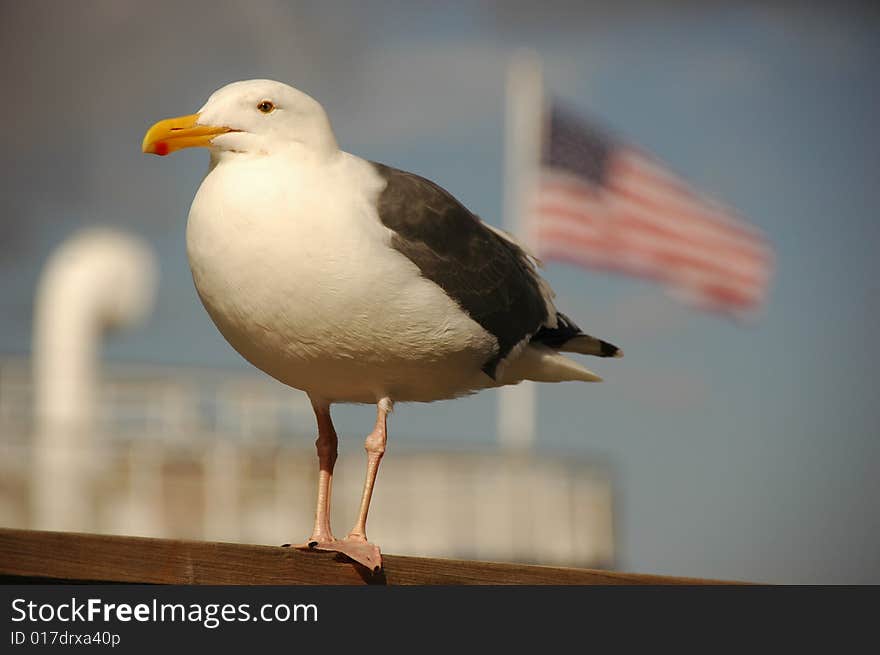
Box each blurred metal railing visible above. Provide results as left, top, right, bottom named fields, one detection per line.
left=0, top=357, right=615, bottom=567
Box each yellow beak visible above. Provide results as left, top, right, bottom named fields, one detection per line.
left=142, top=113, right=233, bottom=156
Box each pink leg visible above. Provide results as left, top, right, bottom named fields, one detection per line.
left=308, top=400, right=338, bottom=544
left=294, top=399, right=390, bottom=572
left=347, top=400, right=390, bottom=542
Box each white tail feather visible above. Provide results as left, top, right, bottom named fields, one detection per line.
left=498, top=345, right=603, bottom=385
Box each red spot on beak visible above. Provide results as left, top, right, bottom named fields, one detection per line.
left=154, top=141, right=169, bottom=156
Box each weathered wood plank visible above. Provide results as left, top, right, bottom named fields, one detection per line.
left=0, top=528, right=743, bottom=585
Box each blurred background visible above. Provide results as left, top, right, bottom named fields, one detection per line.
left=1, top=1, right=878, bottom=583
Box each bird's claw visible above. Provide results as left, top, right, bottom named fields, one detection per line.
left=291, top=538, right=383, bottom=573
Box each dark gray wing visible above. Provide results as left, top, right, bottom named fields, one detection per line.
left=371, top=162, right=551, bottom=379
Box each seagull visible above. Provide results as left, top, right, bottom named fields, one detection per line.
left=142, top=79, right=622, bottom=571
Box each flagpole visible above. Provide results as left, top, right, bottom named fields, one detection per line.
left=497, top=50, right=544, bottom=450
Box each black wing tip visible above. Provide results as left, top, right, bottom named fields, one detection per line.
left=600, top=340, right=623, bottom=358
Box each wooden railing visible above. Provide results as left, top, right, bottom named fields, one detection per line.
left=0, top=528, right=743, bottom=585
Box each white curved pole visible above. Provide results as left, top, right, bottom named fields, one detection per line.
left=31, top=229, right=157, bottom=531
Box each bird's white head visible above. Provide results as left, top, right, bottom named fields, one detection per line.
left=142, top=79, right=338, bottom=158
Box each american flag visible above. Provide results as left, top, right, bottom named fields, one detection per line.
left=529, top=105, right=773, bottom=316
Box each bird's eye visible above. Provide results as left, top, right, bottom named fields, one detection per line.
left=257, top=100, right=275, bottom=114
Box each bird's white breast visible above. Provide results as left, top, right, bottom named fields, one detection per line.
left=185, top=150, right=495, bottom=403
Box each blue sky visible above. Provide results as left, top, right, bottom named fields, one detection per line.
left=1, top=1, right=878, bottom=582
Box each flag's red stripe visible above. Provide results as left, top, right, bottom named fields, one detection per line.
left=535, top=222, right=765, bottom=301
left=537, top=239, right=763, bottom=312
left=613, top=151, right=766, bottom=241
left=538, top=226, right=764, bottom=302
left=536, top=193, right=771, bottom=279
left=538, top=178, right=770, bottom=264
left=536, top=238, right=763, bottom=311
left=615, top=211, right=771, bottom=277
left=693, top=282, right=758, bottom=309
left=536, top=236, right=764, bottom=308
left=538, top=173, right=771, bottom=262
left=608, top=178, right=766, bottom=247
left=607, top=176, right=766, bottom=249
left=534, top=202, right=768, bottom=289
